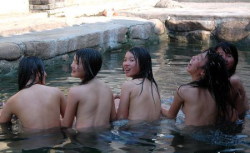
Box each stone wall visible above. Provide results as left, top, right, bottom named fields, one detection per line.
left=116, top=2, right=250, bottom=45
left=165, top=17, right=250, bottom=44
left=29, top=0, right=157, bottom=12
left=0, top=17, right=166, bottom=73
left=1, top=0, right=249, bottom=73
left=29, top=0, right=65, bottom=11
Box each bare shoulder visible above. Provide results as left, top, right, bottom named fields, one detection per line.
left=2, top=91, right=24, bottom=111
left=98, top=79, right=112, bottom=90
left=43, top=85, right=63, bottom=94
left=177, top=84, right=196, bottom=99
left=5, top=92, right=19, bottom=105
left=121, top=80, right=135, bottom=89
left=230, top=74, right=240, bottom=80
left=47, top=85, right=61, bottom=91
left=178, top=84, right=193, bottom=93
left=68, top=85, right=82, bottom=95
left=230, top=75, right=245, bottom=92
left=230, top=75, right=242, bottom=86
left=104, top=84, right=113, bottom=94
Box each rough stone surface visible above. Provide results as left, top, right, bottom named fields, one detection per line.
left=24, top=41, right=56, bottom=58
left=149, top=19, right=166, bottom=35
left=117, top=2, right=250, bottom=44
left=0, top=16, right=159, bottom=72
left=186, top=30, right=211, bottom=43
left=0, top=43, right=22, bottom=60
left=166, top=19, right=215, bottom=32
left=215, top=19, right=250, bottom=42
left=0, top=60, right=20, bottom=73
left=169, top=30, right=211, bottom=43
left=129, top=23, right=153, bottom=40
left=155, top=0, right=182, bottom=8
left=0, top=2, right=250, bottom=72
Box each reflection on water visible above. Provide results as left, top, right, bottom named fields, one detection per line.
left=0, top=42, right=250, bottom=152
left=1, top=119, right=250, bottom=152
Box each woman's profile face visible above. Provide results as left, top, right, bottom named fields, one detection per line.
left=123, top=51, right=140, bottom=77
left=186, top=52, right=207, bottom=77
left=216, top=47, right=235, bottom=70
left=71, top=55, right=85, bottom=80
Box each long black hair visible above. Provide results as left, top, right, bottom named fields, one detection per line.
left=18, top=56, right=45, bottom=90
left=187, top=48, right=235, bottom=123
left=214, top=41, right=238, bottom=77
left=127, top=47, right=160, bottom=100
left=75, top=48, right=102, bottom=84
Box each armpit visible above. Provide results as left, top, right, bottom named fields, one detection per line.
left=177, top=86, right=185, bottom=101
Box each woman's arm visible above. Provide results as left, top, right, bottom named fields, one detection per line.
left=110, top=94, right=117, bottom=121
left=59, top=89, right=67, bottom=118
left=161, top=89, right=184, bottom=119
left=62, top=88, right=78, bottom=128
left=230, top=76, right=249, bottom=118
left=0, top=100, right=13, bottom=123
left=117, top=82, right=131, bottom=120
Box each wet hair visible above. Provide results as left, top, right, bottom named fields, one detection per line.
left=75, top=48, right=102, bottom=84
left=214, top=42, right=238, bottom=77
left=127, top=47, right=160, bottom=100
left=18, top=56, right=45, bottom=90
left=187, top=48, right=235, bottom=123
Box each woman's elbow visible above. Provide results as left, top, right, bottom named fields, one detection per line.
left=161, top=108, right=176, bottom=119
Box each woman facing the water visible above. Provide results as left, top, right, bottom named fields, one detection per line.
left=162, top=48, right=237, bottom=126
left=115, top=47, right=161, bottom=122
left=0, top=56, right=66, bottom=130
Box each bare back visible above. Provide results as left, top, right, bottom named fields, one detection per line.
left=162, top=85, right=218, bottom=126
left=179, top=85, right=217, bottom=126
left=62, top=78, right=115, bottom=129
left=117, top=79, right=161, bottom=121
left=0, top=84, right=66, bottom=130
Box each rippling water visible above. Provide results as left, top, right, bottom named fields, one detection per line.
left=0, top=42, right=249, bottom=152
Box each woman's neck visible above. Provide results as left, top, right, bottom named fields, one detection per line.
left=26, top=80, right=42, bottom=86
left=191, top=75, right=201, bottom=81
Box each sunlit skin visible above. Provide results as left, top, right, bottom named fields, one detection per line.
left=116, top=50, right=161, bottom=122
left=216, top=47, right=235, bottom=70
left=62, top=52, right=116, bottom=129
left=162, top=52, right=237, bottom=126
left=0, top=72, right=66, bottom=130
left=216, top=47, right=249, bottom=119
left=123, top=52, right=140, bottom=77
left=0, top=70, right=48, bottom=117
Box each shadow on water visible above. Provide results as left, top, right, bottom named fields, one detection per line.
left=0, top=41, right=250, bottom=152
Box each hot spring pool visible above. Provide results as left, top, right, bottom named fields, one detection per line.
left=0, top=42, right=249, bottom=152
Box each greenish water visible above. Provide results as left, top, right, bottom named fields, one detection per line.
left=0, top=42, right=250, bottom=152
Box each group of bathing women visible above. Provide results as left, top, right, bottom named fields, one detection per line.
left=0, top=41, right=248, bottom=131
